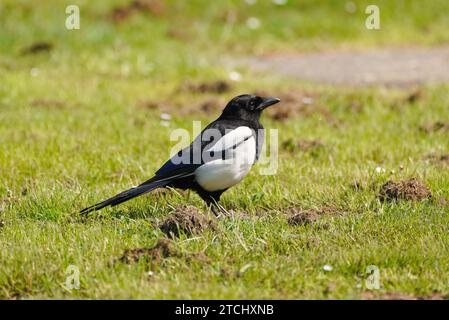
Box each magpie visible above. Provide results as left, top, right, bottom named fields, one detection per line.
left=80, top=94, right=280, bottom=216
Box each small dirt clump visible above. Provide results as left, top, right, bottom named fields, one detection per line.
left=30, top=99, right=67, bottom=109
left=379, top=178, right=432, bottom=202
left=21, top=42, right=53, bottom=55
left=287, top=209, right=319, bottom=226
left=160, top=206, right=217, bottom=238
left=111, top=0, right=165, bottom=22
left=137, top=100, right=160, bottom=111
left=118, top=239, right=176, bottom=264
left=405, top=89, right=424, bottom=104
left=419, top=121, right=449, bottom=133
left=426, top=154, right=449, bottom=167
left=184, top=80, right=231, bottom=94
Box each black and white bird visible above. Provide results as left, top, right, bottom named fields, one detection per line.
left=80, top=94, right=280, bottom=216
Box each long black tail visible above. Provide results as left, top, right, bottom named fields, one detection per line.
left=80, top=179, right=169, bottom=215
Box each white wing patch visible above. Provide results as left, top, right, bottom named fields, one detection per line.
left=195, top=127, right=257, bottom=192
left=206, top=126, right=253, bottom=153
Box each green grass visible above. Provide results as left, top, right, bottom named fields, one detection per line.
left=1, top=0, right=449, bottom=299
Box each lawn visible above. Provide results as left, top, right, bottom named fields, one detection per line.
left=0, top=0, right=449, bottom=299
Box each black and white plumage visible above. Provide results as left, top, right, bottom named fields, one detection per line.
left=80, top=94, right=280, bottom=216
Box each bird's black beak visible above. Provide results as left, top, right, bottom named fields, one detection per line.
left=257, top=97, right=280, bottom=110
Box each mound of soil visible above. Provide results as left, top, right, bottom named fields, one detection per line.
left=30, top=99, right=67, bottom=109
left=118, top=239, right=176, bottom=264
left=183, top=80, right=231, bottom=94
left=111, top=0, right=164, bottom=22
left=419, top=121, right=449, bottom=133
left=137, top=100, right=160, bottom=111
left=287, top=209, right=319, bottom=226
left=21, top=42, right=53, bottom=55
left=405, top=89, right=424, bottom=104
left=166, top=28, right=191, bottom=40
left=137, top=96, right=226, bottom=116
left=160, top=206, right=217, bottom=238
left=426, top=154, right=449, bottom=167
left=379, top=178, right=432, bottom=202
left=390, top=89, right=425, bottom=110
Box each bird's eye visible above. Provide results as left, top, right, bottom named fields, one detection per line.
left=249, top=100, right=256, bottom=109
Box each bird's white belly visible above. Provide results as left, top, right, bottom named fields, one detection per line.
left=195, top=136, right=256, bottom=191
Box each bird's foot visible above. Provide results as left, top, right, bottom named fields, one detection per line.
left=211, top=204, right=232, bottom=219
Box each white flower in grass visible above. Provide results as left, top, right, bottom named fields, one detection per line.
left=375, top=166, right=386, bottom=174
left=323, top=265, right=333, bottom=271
left=239, top=263, right=252, bottom=274
left=30, top=67, right=40, bottom=77
left=302, top=97, right=314, bottom=105
left=228, top=71, right=242, bottom=82
left=160, top=113, right=171, bottom=121
left=246, top=17, right=261, bottom=30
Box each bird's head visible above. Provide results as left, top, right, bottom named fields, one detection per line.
left=220, top=94, right=280, bottom=122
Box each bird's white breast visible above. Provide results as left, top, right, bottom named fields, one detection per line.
left=195, top=128, right=256, bottom=192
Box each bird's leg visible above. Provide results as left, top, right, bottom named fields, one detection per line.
left=210, top=204, right=222, bottom=218
left=217, top=203, right=232, bottom=217
left=211, top=203, right=231, bottom=218
left=200, top=192, right=230, bottom=218
left=209, top=202, right=231, bottom=218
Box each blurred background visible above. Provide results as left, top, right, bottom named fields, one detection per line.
left=2, top=0, right=449, bottom=84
